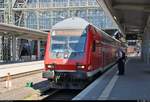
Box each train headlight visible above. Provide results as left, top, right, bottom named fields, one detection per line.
left=47, top=64, right=55, bottom=68
left=77, top=65, right=85, bottom=69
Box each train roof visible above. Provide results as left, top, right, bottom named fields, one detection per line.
left=52, top=17, right=89, bottom=30
left=89, top=23, right=121, bottom=43
left=52, top=17, right=121, bottom=43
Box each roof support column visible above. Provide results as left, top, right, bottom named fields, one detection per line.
left=141, top=16, right=150, bottom=64
left=37, top=40, right=41, bottom=60
left=141, top=40, right=150, bottom=64
left=12, top=35, right=17, bottom=62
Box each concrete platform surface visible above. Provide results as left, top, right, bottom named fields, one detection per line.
left=73, top=56, right=150, bottom=100
left=0, top=61, right=44, bottom=77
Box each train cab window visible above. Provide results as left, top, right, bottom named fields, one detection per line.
left=50, top=29, right=87, bottom=59
left=92, top=40, right=96, bottom=52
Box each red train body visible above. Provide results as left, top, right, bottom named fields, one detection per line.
left=42, top=17, right=121, bottom=89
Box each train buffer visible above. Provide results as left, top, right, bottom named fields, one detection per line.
left=73, top=56, right=150, bottom=100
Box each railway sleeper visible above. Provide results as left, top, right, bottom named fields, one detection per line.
left=48, top=79, right=88, bottom=89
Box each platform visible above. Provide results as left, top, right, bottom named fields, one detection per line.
left=73, top=56, right=150, bottom=100
left=0, top=61, right=44, bottom=78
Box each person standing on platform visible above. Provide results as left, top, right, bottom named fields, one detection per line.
left=116, top=47, right=126, bottom=75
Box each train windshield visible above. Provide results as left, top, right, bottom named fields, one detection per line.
left=50, top=29, right=87, bottom=59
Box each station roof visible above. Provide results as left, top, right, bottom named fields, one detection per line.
left=97, top=0, right=150, bottom=38
left=0, top=23, right=48, bottom=40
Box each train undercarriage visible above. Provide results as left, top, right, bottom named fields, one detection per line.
left=43, top=70, right=93, bottom=89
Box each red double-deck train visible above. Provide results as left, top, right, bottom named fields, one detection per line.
left=43, top=17, right=123, bottom=89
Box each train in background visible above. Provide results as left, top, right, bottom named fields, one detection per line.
left=42, top=17, right=125, bottom=89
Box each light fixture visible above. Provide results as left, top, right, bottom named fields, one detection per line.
left=47, top=64, right=55, bottom=68
left=114, top=16, right=117, bottom=20
left=77, top=65, right=85, bottom=69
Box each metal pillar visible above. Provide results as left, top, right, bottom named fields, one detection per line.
left=12, top=35, right=16, bottom=61
left=36, top=0, right=40, bottom=30
left=0, top=36, right=2, bottom=62
left=142, top=27, right=150, bottom=64
left=4, top=0, right=13, bottom=24
left=1, top=35, right=11, bottom=62
left=37, top=40, right=41, bottom=60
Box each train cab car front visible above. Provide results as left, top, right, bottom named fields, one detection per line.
left=43, top=22, right=90, bottom=81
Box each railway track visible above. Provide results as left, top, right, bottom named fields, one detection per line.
left=0, top=69, right=42, bottom=82
left=42, top=89, right=82, bottom=100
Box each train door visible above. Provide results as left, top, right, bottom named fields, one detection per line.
left=102, top=43, right=109, bottom=69
left=91, top=40, right=97, bottom=69
left=91, top=39, right=102, bottom=70
left=97, top=40, right=103, bottom=68
left=102, top=37, right=111, bottom=69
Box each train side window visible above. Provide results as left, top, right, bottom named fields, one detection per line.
left=92, top=40, right=96, bottom=52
